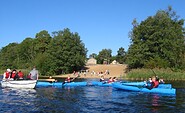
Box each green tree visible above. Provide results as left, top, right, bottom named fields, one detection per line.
left=16, top=37, right=36, bottom=68
left=126, top=6, right=185, bottom=69
left=48, top=28, right=87, bottom=75
left=35, top=30, right=52, bottom=53
left=116, top=47, right=126, bottom=64
left=97, top=49, right=112, bottom=64
left=0, top=43, right=19, bottom=69
left=89, top=53, right=97, bottom=58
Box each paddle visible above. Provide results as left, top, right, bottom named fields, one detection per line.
left=71, top=75, right=79, bottom=81
left=151, top=69, right=157, bottom=77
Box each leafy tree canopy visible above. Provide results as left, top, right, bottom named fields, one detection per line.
left=0, top=28, right=87, bottom=76
left=126, top=6, right=185, bottom=69
left=97, top=49, right=112, bottom=64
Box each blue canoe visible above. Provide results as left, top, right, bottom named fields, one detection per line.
left=91, top=81, right=113, bottom=86
left=36, top=81, right=87, bottom=87
left=112, top=82, right=176, bottom=95
left=122, top=82, right=172, bottom=89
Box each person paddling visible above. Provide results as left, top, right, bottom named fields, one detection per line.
left=113, top=77, right=117, bottom=82
left=100, top=76, right=105, bottom=82
left=146, top=76, right=159, bottom=90
left=62, top=75, right=78, bottom=86
left=108, top=77, right=113, bottom=84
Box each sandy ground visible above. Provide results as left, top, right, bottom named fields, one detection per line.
left=52, top=64, right=128, bottom=79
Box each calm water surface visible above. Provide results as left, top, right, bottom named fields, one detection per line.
left=0, top=79, right=185, bottom=113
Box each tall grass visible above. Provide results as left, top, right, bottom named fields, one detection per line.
left=127, top=68, right=185, bottom=80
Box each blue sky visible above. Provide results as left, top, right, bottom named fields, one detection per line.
left=1, top=0, right=185, bottom=56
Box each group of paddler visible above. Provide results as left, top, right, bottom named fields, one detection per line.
left=99, top=75, right=118, bottom=84
left=49, top=68, right=165, bottom=90
left=144, top=76, right=165, bottom=90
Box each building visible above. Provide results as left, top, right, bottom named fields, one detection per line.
left=86, top=58, right=97, bottom=65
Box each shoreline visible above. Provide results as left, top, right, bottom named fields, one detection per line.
left=40, top=73, right=126, bottom=79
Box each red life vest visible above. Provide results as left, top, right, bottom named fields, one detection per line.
left=153, top=80, right=159, bottom=88
left=108, top=79, right=113, bottom=83
left=5, top=72, right=10, bottom=78
left=18, top=72, right=24, bottom=78
left=65, top=78, right=71, bottom=82
left=11, top=73, right=16, bottom=78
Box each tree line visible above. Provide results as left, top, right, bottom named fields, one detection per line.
left=0, top=28, right=87, bottom=76
left=0, top=6, right=185, bottom=76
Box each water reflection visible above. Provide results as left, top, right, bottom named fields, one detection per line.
left=0, top=88, right=37, bottom=112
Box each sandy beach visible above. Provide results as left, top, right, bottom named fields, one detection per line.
left=51, top=64, right=128, bottom=79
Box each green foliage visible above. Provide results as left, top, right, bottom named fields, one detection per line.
left=127, top=68, right=185, bottom=80
left=126, top=7, right=185, bottom=69
left=0, top=43, right=19, bottom=69
left=97, top=49, right=112, bottom=64
left=47, top=28, right=87, bottom=75
left=116, top=47, right=126, bottom=64
left=89, top=53, right=97, bottom=58
left=35, top=30, right=52, bottom=53
left=0, top=28, right=87, bottom=76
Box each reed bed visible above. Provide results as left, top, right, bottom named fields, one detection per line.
left=127, top=68, right=185, bottom=81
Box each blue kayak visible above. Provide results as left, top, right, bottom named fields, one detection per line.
left=112, top=82, right=176, bottom=95
left=36, top=81, right=87, bottom=87
left=91, top=81, right=172, bottom=89
left=91, top=81, right=113, bottom=87
left=122, top=82, right=172, bottom=89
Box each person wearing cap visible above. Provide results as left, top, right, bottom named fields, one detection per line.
left=3, top=69, right=11, bottom=80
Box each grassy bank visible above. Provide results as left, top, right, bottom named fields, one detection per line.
left=126, top=68, right=185, bottom=81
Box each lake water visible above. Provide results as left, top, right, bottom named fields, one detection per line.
left=0, top=79, right=185, bottom=113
